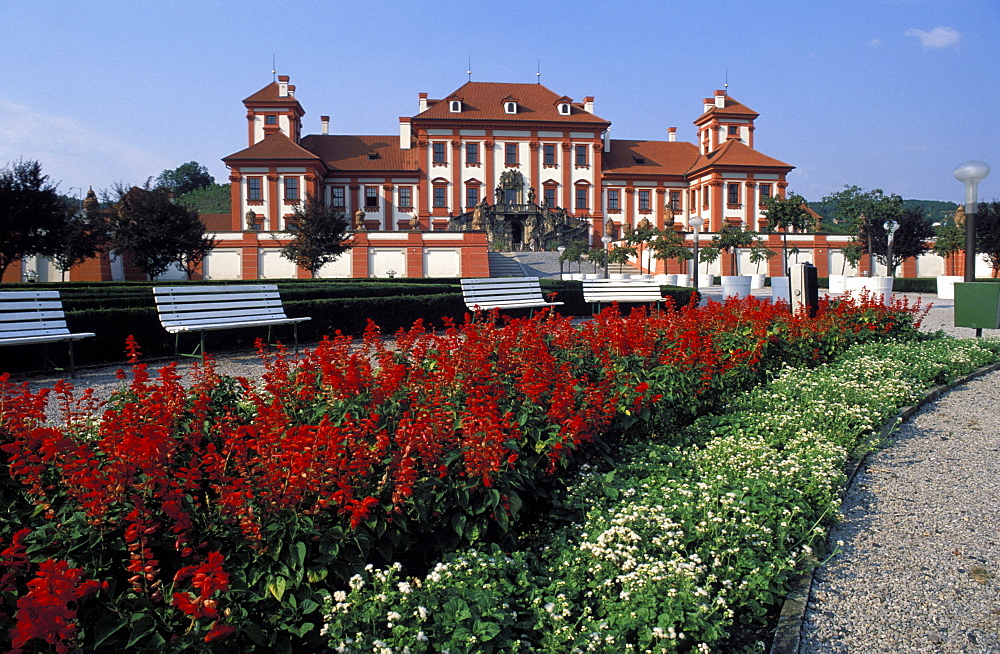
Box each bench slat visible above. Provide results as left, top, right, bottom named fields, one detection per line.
left=154, top=284, right=278, bottom=295
left=460, top=277, right=561, bottom=312
left=0, top=310, right=68, bottom=324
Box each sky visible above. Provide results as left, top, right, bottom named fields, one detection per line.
left=1, top=0, right=997, bottom=204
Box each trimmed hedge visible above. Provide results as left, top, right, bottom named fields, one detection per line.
left=1, top=278, right=699, bottom=375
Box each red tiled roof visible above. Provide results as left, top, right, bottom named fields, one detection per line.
left=602, top=140, right=700, bottom=176
left=416, top=82, right=610, bottom=125
left=300, top=134, right=418, bottom=172
left=697, top=94, right=759, bottom=120
left=687, top=139, right=792, bottom=175
left=223, top=132, right=322, bottom=163
left=243, top=81, right=302, bottom=105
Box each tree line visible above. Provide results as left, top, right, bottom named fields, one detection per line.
left=0, top=160, right=351, bottom=282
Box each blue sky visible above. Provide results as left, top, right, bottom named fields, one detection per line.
left=1, top=0, right=996, bottom=204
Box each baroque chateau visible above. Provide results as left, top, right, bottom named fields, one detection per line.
left=215, top=75, right=795, bottom=279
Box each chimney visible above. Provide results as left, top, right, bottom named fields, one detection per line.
left=603, top=127, right=610, bottom=152
left=419, top=92, right=428, bottom=112
left=278, top=75, right=290, bottom=98
left=321, top=116, right=330, bottom=135
left=400, top=117, right=411, bottom=150
left=714, top=89, right=726, bottom=109
left=288, top=84, right=296, bottom=97
left=583, top=96, right=594, bottom=114
left=668, top=127, right=677, bottom=142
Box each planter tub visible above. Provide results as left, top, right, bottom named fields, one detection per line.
left=721, top=275, right=752, bottom=299
left=750, top=273, right=766, bottom=289
left=828, top=274, right=847, bottom=294
left=845, top=276, right=893, bottom=304
left=771, top=276, right=791, bottom=304
left=936, top=275, right=963, bottom=300
left=697, top=273, right=715, bottom=288
left=675, top=273, right=691, bottom=287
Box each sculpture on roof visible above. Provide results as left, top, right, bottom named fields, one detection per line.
left=354, top=209, right=366, bottom=230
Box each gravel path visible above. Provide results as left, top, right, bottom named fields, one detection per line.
left=799, top=372, right=1000, bottom=653
left=796, top=292, right=1000, bottom=653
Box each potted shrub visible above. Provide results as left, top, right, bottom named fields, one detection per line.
left=650, top=227, right=693, bottom=286
left=748, top=240, right=776, bottom=289
left=711, top=224, right=756, bottom=298
left=697, top=246, right=719, bottom=288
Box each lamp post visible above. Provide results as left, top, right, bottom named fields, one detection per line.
left=601, top=233, right=612, bottom=278
left=689, top=216, right=704, bottom=287
left=883, top=220, right=899, bottom=277
left=557, top=245, right=565, bottom=277
left=954, top=161, right=991, bottom=282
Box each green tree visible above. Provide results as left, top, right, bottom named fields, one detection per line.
left=975, top=201, right=1000, bottom=278
left=697, top=246, right=720, bottom=275
left=820, top=185, right=904, bottom=277
left=748, top=239, right=776, bottom=275
left=0, top=159, right=69, bottom=281
left=762, top=192, right=813, bottom=275
left=281, top=194, right=352, bottom=277
left=709, top=223, right=757, bottom=275
left=155, top=161, right=215, bottom=196
left=558, top=240, right=589, bottom=274
left=650, top=228, right=693, bottom=272
left=51, top=188, right=110, bottom=280
left=585, top=247, right=607, bottom=275
left=931, top=223, right=965, bottom=262
left=839, top=239, right=865, bottom=275
left=878, top=207, right=935, bottom=276
left=109, top=186, right=211, bottom=279
left=177, top=183, right=231, bottom=214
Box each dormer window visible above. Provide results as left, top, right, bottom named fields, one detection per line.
left=367, top=150, right=380, bottom=160
left=558, top=102, right=571, bottom=116
left=449, top=100, right=462, bottom=113
left=504, top=101, right=517, bottom=114
left=265, top=115, right=277, bottom=125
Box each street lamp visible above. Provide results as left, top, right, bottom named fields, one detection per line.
left=955, top=161, right=991, bottom=282
left=557, top=245, right=566, bottom=277
left=689, top=216, right=704, bottom=287
left=601, top=233, right=612, bottom=278
left=883, top=220, right=899, bottom=277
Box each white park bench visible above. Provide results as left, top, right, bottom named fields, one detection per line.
left=460, top=277, right=563, bottom=317
left=581, top=278, right=667, bottom=313
left=153, top=285, right=311, bottom=359
left=0, top=289, right=95, bottom=378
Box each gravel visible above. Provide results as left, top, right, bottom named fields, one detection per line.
left=11, top=290, right=1000, bottom=653
left=795, top=292, right=1000, bottom=653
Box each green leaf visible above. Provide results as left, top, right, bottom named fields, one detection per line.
left=452, top=513, right=467, bottom=537
left=294, top=541, right=306, bottom=570
left=125, top=615, right=156, bottom=649
left=268, top=576, right=287, bottom=602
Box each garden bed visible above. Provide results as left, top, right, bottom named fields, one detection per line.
left=4, top=294, right=995, bottom=652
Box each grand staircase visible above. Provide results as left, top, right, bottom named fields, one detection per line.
left=487, top=252, right=525, bottom=277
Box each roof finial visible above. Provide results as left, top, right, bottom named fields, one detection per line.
left=272, top=54, right=277, bottom=82
left=467, top=56, right=472, bottom=82
left=536, top=59, right=541, bottom=84
left=724, top=68, right=728, bottom=93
